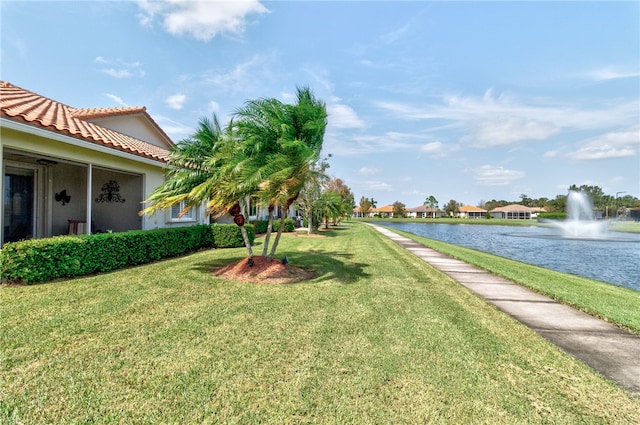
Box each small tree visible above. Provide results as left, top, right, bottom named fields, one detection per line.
left=444, top=199, right=461, bottom=217
left=359, top=196, right=372, bottom=217
left=392, top=201, right=406, bottom=218
left=296, top=157, right=330, bottom=234
left=424, top=195, right=439, bottom=217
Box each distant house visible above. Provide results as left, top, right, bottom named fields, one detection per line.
left=0, top=81, right=211, bottom=246
left=489, top=204, right=546, bottom=220
left=406, top=205, right=444, bottom=218
left=352, top=206, right=371, bottom=218
left=372, top=205, right=395, bottom=218
left=457, top=205, right=487, bottom=219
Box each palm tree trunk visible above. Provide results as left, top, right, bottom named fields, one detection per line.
left=262, top=205, right=274, bottom=257
left=267, top=215, right=286, bottom=261
left=240, top=225, right=253, bottom=258
left=268, top=196, right=297, bottom=261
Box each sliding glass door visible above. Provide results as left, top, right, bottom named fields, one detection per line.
left=3, top=167, right=35, bottom=244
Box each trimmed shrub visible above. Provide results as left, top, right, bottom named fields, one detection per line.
left=538, top=212, right=567, bottom=220
left=279, top=218, right=296, bottom=232
left=0, top=224, right=249, bottom=284
left=251, top=220, right=269, bottom=234
left=212, top=223, right=255, bottom=248
left=250, top=218, right=295, bottom=234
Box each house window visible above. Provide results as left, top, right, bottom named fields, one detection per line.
left=249, top=197, right=258, bottom=217
left=170, top=201, right=194, bottom=221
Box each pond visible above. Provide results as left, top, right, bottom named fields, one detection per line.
left=380, top=222, right=640, bottom=292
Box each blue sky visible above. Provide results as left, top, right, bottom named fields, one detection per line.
left=2, top=1, right=638, bottom=208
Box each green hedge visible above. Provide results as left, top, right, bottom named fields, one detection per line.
left=0, top=224, right=254, bottom=284
left=538, top=212, right=567, bottom=220
left=251, top=218, right=296, bottom=234
left=212, top=223, right=255, bottom=248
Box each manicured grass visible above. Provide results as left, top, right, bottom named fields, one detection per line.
left=381, top=225, right=640, bottom=334
left=610, top=221, right=640, bottom=234
left=1, top=223, right=639, bottom=424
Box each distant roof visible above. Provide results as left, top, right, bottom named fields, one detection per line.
left=0, top=81, right=171, bottom=162
left=407, top=205, right=439, bottom=212
left=373, top=205, right=395, bottom=213
left=459, top=205, right=487, bottom=212
left=489, top=204, right=545, bottom=213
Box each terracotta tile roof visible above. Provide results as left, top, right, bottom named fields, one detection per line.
left=459, top=205, right=487, bottom=212
left=373, top=205, right=395, bottom=213
left=0, top=81, right=171, bottom=162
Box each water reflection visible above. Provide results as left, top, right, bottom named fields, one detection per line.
left=380, top=222, right=640, bottom=291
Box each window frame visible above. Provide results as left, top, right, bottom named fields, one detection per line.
left=170, top=201, right=195, bottom=222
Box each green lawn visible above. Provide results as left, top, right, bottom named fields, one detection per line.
left=1, top=222, right=639, bottom=424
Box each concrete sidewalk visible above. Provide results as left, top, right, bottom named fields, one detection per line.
left=368, top=224, right=640, bottom=398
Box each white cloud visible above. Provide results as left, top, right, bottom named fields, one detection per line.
left=364, top=180, right=394, bottom=191
left=204, top=51, right=278, bottom=93
left=165, top=93, right=187, bottom=110
left=104, top=93, right=128, bottom=107
left=95, top=57, right=145, bottom=78
left=327, top=102, right=366, bottom=129
left=358, top=167, right=379, bottom=176
left=543, top=149, right=560, bottom=158
left=419, top=141, right=460, bottom=158
left=374, top=89, right=638, bottom=147
left=567, top=125, right=640, bottom=160
left=136, top=0, right=269, bottom=41
left=585, top=67, right=640, bottom=82
left=473, top=165, right=525, bottom=186
left=208, top=100, right=220, bottom=113
left=469, top=117, right=560, bottom=147
left=154, top=115, right=194, bottom=140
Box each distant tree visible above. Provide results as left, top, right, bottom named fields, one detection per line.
left=519, top=194, right=532, bottom=206
left=318, top=190, right=343, bottom=229
left=359, top=196, right=372, bottom=217
left=392, top=201, right=406, bottom=218
left=370, top=198, right=378, bottom=209
left=424, top=195, right=439, bottom=210
left=546, top=194, right=567, bottom=213
left=536, top=197, right=549, bottom=207
left=568, top=184, right=606, bottom=211
left=325, top=178, right=355, bottom=225
left=444, top=199, right=460, bottom=217
left=296, top=156, right=330, bottom=234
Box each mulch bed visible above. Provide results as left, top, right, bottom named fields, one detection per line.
left=212, top=255, right=315, bottom=284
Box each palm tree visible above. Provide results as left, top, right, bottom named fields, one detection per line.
left=232, top=86, right=327, bottom=260
left=231, top=96, right=291, bottom=257
left=264, top=87, right=327, bottom=259
left=140, top=115, right=256, bottom=257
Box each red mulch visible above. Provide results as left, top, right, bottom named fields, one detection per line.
left=212, top=255, right=315, bottom=284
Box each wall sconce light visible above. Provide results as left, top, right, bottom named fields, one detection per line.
left=55, top=190, right=71, bottom=205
